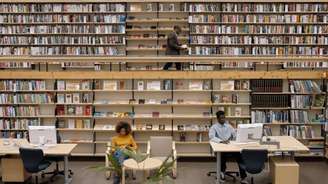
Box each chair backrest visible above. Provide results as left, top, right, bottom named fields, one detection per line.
left=150, top=136, right=173, bottom=157
left=241, top=149, right=268, bottom=174
left=19, top=147, right=45, bottom=173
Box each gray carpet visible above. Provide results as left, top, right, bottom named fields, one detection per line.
left=16, top=160, right=328, bottom=184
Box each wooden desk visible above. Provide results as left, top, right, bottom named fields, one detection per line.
left=0, top=139, right=76, bottom=184
left=210, top=136, right=309, bottom=184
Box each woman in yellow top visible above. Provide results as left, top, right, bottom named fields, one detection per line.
left=111, top=121, right=137, bottom=151
left=111, top=122, right=137, bottom=184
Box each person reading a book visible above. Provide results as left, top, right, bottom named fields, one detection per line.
left=163, top=25, right=188, bottom=70
left=111, top=121, right=137, bottom=184
left=209, top=111, right=248, bottom=184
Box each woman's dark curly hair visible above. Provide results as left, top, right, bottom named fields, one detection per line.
left=115, top=121, right=132, bottom=135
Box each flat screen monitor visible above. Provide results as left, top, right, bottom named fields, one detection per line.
left=236, top=123, right=263, bottom=143
left=28, top=126, right=57, bottom=146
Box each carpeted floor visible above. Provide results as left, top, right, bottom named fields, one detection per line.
left=12, top=160, right=328, bottom=184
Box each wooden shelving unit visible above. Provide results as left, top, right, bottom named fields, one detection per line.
left=0, top=0, right=327, bottom=158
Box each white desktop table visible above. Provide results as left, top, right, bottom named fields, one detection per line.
left=0, top=139, right=77, bottom=184
left=210, top=136, right=309, bottom=184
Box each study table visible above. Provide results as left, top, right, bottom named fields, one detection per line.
left=210, top=136, right=309, bottom=184
left=0, top=138, right=77, bottom=184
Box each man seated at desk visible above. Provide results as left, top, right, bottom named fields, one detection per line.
left=209, top=110, right=248, bottom=184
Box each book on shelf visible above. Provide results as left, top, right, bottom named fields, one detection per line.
left=290, top=110, right=310, bottom=124
left=220, top=80, right=234, bottom=91
left=280, top=125, right=315, bottom=139
left=189, top=80, right=203, bottom=90
left=137, top=81, right=144, bottom=91
left=289, top=80, right=322, bottom=93
left=103, top=80, right=118, bottom=90
left=94, top=124, right=114, bottom=130
left=57, top=81, right=66, bottom=91
left=68, top=119, right=75, bottom=129
left=65, top=94, right=72, bottom=104
left=0, top=106, right=39, bottom=117
left=251, top=79, right=283, bottom=92
left=251, top=110, right=289, bottom=124
left=163, top=80, right=172, bottom=90
left=0, top=119, right=39, bottom=130
left=147, top=81, right=161, bottom=91
left=291, top=95, right=312, bottom=108
left=0, top=80, right=46, bottom=91
left=0, top=93, right=53, bottom=104
left=235, top=107, right=242, bottom=117
left=313, top=95, right=325, bottom=107
left=252, top=94, right=289, bottom=107
left=57, top=94, right=65, bottom=104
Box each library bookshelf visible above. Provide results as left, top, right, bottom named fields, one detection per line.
left=0, top=70, right=327, bottom=158
left=0, top=0, right=327, bottom=158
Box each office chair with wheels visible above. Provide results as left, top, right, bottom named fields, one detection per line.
left=240, top=149, right=268, bottom=184
left=19, top=148, right=52, bottom=184
left=41, top=132, right=73, bottom=181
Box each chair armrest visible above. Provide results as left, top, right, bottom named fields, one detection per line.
left=106, top=142, right=111, bottom=154
left=146, top=141, right=151, bottom=155
left=172, top=141, right=177, bottom=159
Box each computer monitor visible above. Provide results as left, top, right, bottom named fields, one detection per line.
left=236, top=123, right=263, bottom=143
left=28, top=126, right=57, bottom=146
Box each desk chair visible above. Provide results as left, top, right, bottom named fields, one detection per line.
left=147, top=136, right=177, bottom=178
left=240, top=149, right=268, bottom=184
left=41, top=133, right=73, bottom=181
left=19, top=148, right=51, bottom=184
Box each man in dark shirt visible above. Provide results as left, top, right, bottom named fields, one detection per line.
left=163, top=25, right=186, bottom=70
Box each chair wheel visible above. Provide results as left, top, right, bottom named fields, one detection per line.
left=207, top=173, right=211, bottom=176
left=106, top=177, right=110, bottom=180
left=41, top=173, right=45, bottom=178
left=133, top=177, right=136, bottom=180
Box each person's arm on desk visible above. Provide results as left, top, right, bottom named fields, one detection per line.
left=209, top=126, right=224, bottom=143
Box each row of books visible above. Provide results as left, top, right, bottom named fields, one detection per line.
left=291, top=95, right=325, bottom=108
left=0, top=47, right=123, bottom=56
left=221, top=62, right=254, bottom=69
left=283, top=61, right=328, bottom=68
left=213, top=93, right=240, bottom=104
left=0, top=62, right=32, bottom=69
left=0, top=93, right=54, bottom=104
left=251, top=110, right=289, bottom=124
left=188, top=15, right=220, bottom=23
left=1, top=25, right=126, bottom=34
left=189, top=4, right=220, bottom=12
left=2, top=3, right=327, bottom=13
left=57, top=80, right=92, bottom=91
left=93, top=112, right=213, bottom=118
left=128, top=3, right=187, bottom=12
left=190, top=36, right=327, bottom=45
left=190, top=25, right=328, bottom=34
left=290, top=110, right=309, bottom=123
left=221, top=3, right=328, bottom=12
left=0, top=15, right=126, bottom=24
left=0, top=4, right=126, bottom=13
left=280, top=125, right=315, bottom=139
left=252, top=95, right=289, bottom=107
left=0, top=80, right=47, bottom=91
left=0, top=119, right=39, bottom=130
left=0, top=131, right=27, bottom=139
left=57, top=93, right=92, bottom=104
left=0, top=36, right=126, bottom=45
left=216, top=106, right=245, bottom=117
left=0, top=106, right=39, bottom=117
left=56, top=105, right=92, bottom=116
left=251, top=79, right=283, bottom=92
left=289, top=80, right=322, bottom=93
left=57, top=119, right=92, bottom=129
left=220, top=15, right=327, bottom=23
left=190, top=46, right=328, bottom=56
